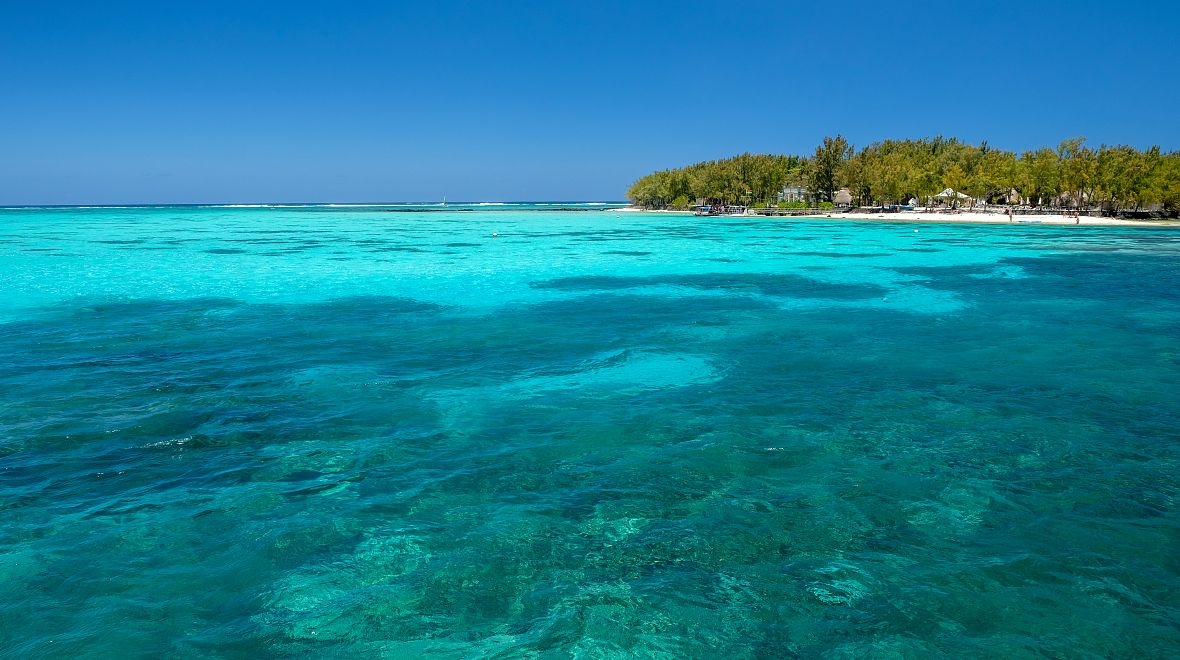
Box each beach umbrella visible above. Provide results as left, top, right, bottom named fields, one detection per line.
left=932, top=187, right=973, bottom=208
left=933, top=188, right=971, bottom=200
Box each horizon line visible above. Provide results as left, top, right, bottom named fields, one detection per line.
left=0, top=200, right=632, bottom=209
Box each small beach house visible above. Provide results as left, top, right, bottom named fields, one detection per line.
left=776, top=185, right=808, bottom=203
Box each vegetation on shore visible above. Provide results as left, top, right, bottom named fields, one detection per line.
left=626, top=136, right=1180, bottom=215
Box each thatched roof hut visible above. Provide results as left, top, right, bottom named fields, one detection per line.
left=834, top=188, right=853, bottom=206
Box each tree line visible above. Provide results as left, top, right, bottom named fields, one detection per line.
left=626, top=136, right=1180, bottom=215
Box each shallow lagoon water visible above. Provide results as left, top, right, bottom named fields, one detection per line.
left=1, top=206, right=1178, bottom=656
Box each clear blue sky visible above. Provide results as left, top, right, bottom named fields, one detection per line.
left=2, top=1, right=1177, bottom=204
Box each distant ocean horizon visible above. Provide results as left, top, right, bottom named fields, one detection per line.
left=1, top=204, right=1177, bottom=656
left=0, top=201, right=631, bottom=210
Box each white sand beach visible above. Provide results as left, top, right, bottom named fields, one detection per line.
left=615, top=207, right=1178, bottom=227
left=825, top=210, right=1177, bottom=227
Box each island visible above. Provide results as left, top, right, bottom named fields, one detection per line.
left=625, top=136, right=1180, bottom=224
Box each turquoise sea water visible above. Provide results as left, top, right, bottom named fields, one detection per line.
left=1, top=205, right=1178, bottom=657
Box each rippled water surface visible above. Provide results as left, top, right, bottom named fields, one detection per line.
left=2, top=206, right=1178, bottom=657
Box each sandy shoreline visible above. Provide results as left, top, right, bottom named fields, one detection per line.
left=614, top=207, right=1179, bottom=227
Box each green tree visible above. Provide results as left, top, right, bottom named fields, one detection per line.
left=808, top=135, right=852, bottom=202
left=1151, top=152, right=1180, bottom=213
left=942, top=163, right=967, bottom=197
left=1020, top=149, right=1060, bottom=206
left=1058, top=137, right=1096, bottom=208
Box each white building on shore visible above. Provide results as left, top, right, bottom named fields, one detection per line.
left=776, top=185, right=808, bottom=203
